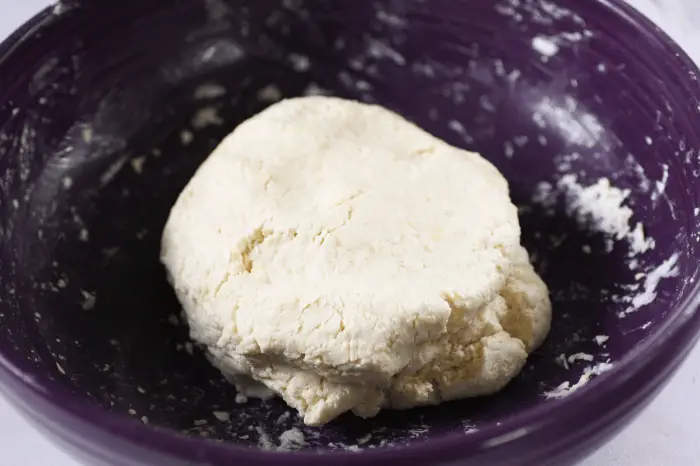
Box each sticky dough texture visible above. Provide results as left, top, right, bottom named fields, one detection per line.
left=161, top=96, right=551, bottom=426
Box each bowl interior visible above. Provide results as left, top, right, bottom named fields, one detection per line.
left=1, top=0, right=699, bottom=453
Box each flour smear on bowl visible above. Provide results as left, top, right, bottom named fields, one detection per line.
left=532, top=170, right=680, bottom=399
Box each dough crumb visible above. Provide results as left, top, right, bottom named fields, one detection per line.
left=213, top=411, right=230, bottom=422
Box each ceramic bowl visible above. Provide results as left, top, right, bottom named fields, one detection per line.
left=1, top=1, right=700, bottom=465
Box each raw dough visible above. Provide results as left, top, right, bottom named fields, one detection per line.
left=161, top=96, right=551, bottom=426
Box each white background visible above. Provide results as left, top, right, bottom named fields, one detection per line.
left=0, top=1, right=699, bottom=465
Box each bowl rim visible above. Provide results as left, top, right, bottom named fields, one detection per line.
left=1, top=0, right=700, bottom=464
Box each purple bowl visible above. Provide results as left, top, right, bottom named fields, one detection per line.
left=1, top=0, right=700, bottom=465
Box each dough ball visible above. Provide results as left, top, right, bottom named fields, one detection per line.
left=161, top=96, right=551, bottom=426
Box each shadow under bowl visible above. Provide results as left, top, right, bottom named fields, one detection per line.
left=1, top=0, right=700, bottom=465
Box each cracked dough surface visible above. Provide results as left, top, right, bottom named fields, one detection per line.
left=161, top=96, right=551, bottom=426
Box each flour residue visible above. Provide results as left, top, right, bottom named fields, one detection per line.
left=540, top=174, right=655, bottom=256
left=626, top=253, right=680, bottom=314
left=376, top=9, right=407, bottom=28
left=100, top=157, right=128, bottom=186
left=544, top=362, right=614, bottom=399
left=365, top=37, right=406, bottom=66
left=80, top=290, right=97, bottom=310
left=180, top=130, right=194, bottom=145
left=557, top=175, right=632, bottom=240
left=534, top=173, right=678, bottom=318
left=254, top=425, right=307, bottom=452
left=594, top=335, right=609, bottom=346
left=533, top=166, right=684, bottom=397
left=130, top=156, right=146, bottom=175
left=257, top=84, right=283, bottom=103
left=278, top=428, right=306, bottom=450
left=191, top=107, right=223, bottom=129
left=533, top=98, right=603, bottom=148
left=194, top=83, right=226, bottom=100
left=249, top=416, right=433, bottom=452
left=303, top=83, right=330, bottom=97
left=650, top=163, right=669, bottom=203
left=213, top=411, right=230, bottom=422
left=495, top=0, right=588, bottom=32
left=532, top=36, right=559, bottom=57
left=288, top=53, right=311, bottom=72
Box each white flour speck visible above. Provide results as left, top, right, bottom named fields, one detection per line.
left=553, top=175, right=653, bottom=257
left=278, top=428, right=306, bottom=451
left=508, top=69, right=521, bottom=82
left=289, top=54, right=311, bottom=72
left=256, top=426, right=306, bottom=451
left=559, top=31, right=584, bottom=42
left=628, top=223, right=654, bottom=256
left=194, top=83, right=226, bottom=100
left=594, top=335, right=609, bottom=345
left=276, top=411, right=292, bottom=424
left=567, top=352, right=594, bottom=364
left=180, top=130, right=194, bottom=145
left=192, top=107, right=223, bottom=129
left=448, top=120, right=467, bottom=135
left=376, top=10, right=406, bottom=27
left=365, top=38, right=406, bottom=65
left=625, top=253, right=680, bottom=314
left=557, top=175, right=632, bottom=240
left=513, top=135, right=529, bottom=147
left=101, top=157, right=128, bottom=186
left=532, top=36, right=559, bottom=56
left=258, top=84, right=283, bottom=102
left=544, top=362, right=613, bottom=399
left=303, top=83, right=329, bottom=96
left=504, top=141, right=515, bottom=158
left=81, top=126, right=93, bottom=143
left=532, top=181, right=556, bottom=210
left=532, top=112, right=547, bottom=128
left=556, top=353, right=570, bottom=370
left=130, top=156, right=146, bottom=174
left=534, top=99, right=602, bottom=147
left=80, top=290, right=96, bottom=310
left=651, top=164, right=669, bottom=202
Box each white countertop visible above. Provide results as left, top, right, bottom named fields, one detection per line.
left=1, top=0, right=699, bottom=464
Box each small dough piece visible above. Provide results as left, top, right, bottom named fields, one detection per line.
left=161, top=96, right=551, bottom=426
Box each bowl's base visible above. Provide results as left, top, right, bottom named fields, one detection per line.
left=11, top=62, right=640, bottom=450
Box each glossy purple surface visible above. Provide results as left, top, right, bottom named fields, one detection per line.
left=1, top=0, right=700, bottom=465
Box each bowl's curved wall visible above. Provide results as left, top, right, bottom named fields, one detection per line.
left=1, top=1, right=700, bottom=465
